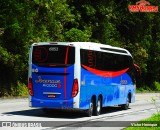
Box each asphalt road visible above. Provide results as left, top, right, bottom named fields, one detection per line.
left=0, top=93, right=160, bottom=130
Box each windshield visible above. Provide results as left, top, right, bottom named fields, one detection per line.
left=32, top=45, right=75, bottom=67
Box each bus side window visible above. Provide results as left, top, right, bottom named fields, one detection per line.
left=88, top=50, right=95, bottom=68
left=80, top=49, right=96, bottom=68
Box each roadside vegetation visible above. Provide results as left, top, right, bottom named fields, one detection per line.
left=136, top=82, right=160, bottom=92
left=125, top=93, right=160, bottom=130
left=1, top=0, right=160, bottom=97
left=1, top=82, right=28, bottom=97
left=125, top=114, right=160, bottom=130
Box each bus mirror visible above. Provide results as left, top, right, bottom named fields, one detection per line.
left=134, top=64, right=141, bottom=76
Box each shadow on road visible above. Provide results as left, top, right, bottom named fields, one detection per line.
left=3, top=106, right=128, bottom=119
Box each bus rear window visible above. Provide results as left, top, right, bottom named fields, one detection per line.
left=32, top=45, right=75, bottom=67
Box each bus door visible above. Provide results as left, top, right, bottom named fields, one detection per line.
left=31, top=45, right=75, bottom=100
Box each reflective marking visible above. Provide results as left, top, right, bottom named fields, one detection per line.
left=43, top=92, right=61, bottom=95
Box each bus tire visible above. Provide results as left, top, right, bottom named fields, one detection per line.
left=85, top=99, right=94, bottom=117
left=121, top=95, right=129, bottom=110
left=94, top=96, right=102, bottom=116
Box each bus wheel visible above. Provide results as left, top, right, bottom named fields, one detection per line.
left=85, top=99, right=94, bottom=117
left=94, top=97, right=102, bottom=116
left=121, top=95, right=129, bottom=110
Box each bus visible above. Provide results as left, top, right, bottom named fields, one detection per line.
left=28, top=42, right=136, bottom=117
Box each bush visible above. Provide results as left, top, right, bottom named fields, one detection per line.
left=153, top=82, right=160, bottom=91
left=11, top=81, right=28, bottom=97
left=136, top=85, right=152, bottom=92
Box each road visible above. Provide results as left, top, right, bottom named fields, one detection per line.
left=0, top=93, right=160, bottom=130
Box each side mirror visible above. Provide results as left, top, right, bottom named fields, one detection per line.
left=134, top=64, right=141, bottom=76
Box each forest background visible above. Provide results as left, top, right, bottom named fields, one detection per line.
left=0, top=0, right=160, bottom=97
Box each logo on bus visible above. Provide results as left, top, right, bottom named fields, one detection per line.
left=120, top=80, right=128, bottom=85
left=35, top=76, right=61, bottom=88
left=43, top=84, right=61, bottom=88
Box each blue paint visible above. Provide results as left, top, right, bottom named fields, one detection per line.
left=31, top=64, right=74, bottom=108
left=30, top=65, right=135, bottom=109
left=80, top=67, right=135, bottom=109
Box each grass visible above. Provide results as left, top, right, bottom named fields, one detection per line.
left=125, top=93, right=160, bottom=130
left=125, top=113, right=160, bottom=130
left=136, top=82, right=160, bottom=93
left=136, top=85, right=152, bottom=93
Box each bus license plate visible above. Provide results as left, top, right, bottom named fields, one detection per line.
left=48, top=94, right=56, bottom=98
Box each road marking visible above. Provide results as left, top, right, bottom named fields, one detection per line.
left=49, top=108, right=158, bottom=129
left=0, top=113, right=13, bottom=116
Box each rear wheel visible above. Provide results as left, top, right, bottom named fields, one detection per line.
left=121, top=95, right=129, bottom=110
left=85, top=99, right=94, bottom=117
left=94, top=97, right=102, bottom=116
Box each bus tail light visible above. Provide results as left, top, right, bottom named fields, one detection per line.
left=28, top=78, right=34, bottom=96
left=72, top=79, right=79, bottom=97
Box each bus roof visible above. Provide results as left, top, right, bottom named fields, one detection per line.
left=32, top=42, right=132, bottom=56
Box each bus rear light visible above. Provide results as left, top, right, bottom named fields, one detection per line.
left=72, top=79, right=79, bottom=97
left=28, top=78, right=34, bottom=96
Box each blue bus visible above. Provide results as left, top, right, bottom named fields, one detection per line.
left=28, top=42, right=136, bottom=116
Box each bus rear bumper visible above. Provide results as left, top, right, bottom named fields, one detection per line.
left=29, top=97, right=76, bottom=108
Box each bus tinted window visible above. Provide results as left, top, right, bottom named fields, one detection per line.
left=81, top=49, right=132, bottom=71
left=32, top=45, right=75, bottom=67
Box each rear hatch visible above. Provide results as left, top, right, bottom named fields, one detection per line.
left=31, top=45, right=75, bottom=100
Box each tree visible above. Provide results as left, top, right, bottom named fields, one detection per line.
left=0, top=0, right=74, bottom=96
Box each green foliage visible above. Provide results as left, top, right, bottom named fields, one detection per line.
left=11, top=81, right=28, bottom=97
left=136, top=86, right=152, bottom=93
left=64, top=28, right=91, bottom=42
left=152, top=82, right=160, bottom=91
left=127, top=43, right=148, bottom=73
left=0, top=81, right=28, bottom=97
left=125, top=114, right=160, bottom=130
left=144, top=113, right=160, bottom=121
left=1, top=0, right=160, bottom=96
